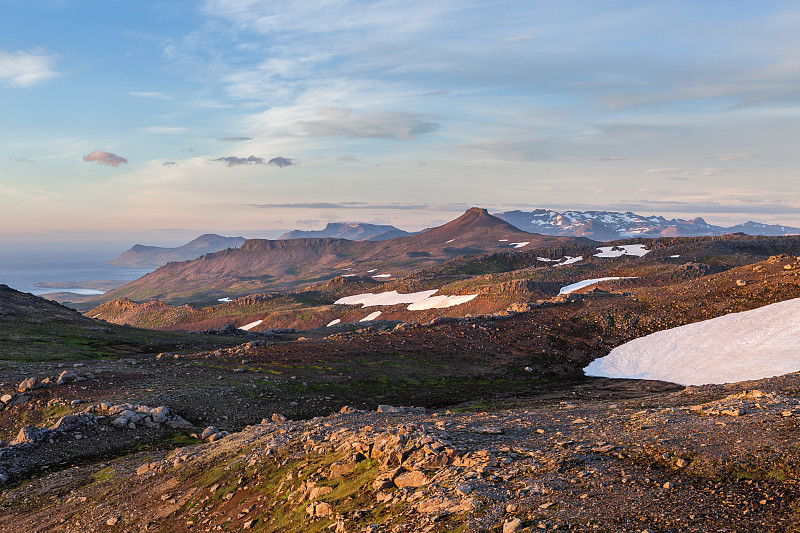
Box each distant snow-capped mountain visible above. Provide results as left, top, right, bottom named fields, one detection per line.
left=493, top=209, right=800, bottom=240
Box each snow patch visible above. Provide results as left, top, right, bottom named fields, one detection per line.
left=594, top=244, right=649, bottom=258
left=510, top=242, right=529, bottom=248
left=372, top=274, right=391, bottom=278
left=218, top=297, right=232, bottom=303
left=336, top=290, right=439, bottom=307
left=239, top=320, right=262, bottom=331
left=558, top=277, right=636, bottom=295
left=670, top=255, right=680, bottom=258
left=326, top=319, right=341, bottom=327
left=445, top=239, right=455, bottom=243
left=366, top=269, right=377, bottom=273
left=342, top=274, right=356, bottom=277
left=499, top=239, right=509, bottom=242
left=407, top=294, right=478, bottom=310
left=360, top=311, right=382, bottom=322
left=584, top=298, right=800, bottom=386
left=558, top=256, right=583, bottom=265
left=335, top=289, right=478, bottom=311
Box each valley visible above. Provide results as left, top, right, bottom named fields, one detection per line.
left=3, top=209, right=800, bottom=532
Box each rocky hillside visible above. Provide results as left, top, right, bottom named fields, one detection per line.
left=108, top=234, right=247, bottom=268
left=0, top=284, right=240, bottom=361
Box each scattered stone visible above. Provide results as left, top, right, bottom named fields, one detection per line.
left=394, top=470, right=428, bottom=488
left=272, top=413, right=287, bottom=424
left=736, top=279, right=747, bottom=286
left=676, top=458, right=689, bottom=468
left=503, top=518, right=523, bottom=533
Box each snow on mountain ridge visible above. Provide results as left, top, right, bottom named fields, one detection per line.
left=493, top=209, right=800, bottom=240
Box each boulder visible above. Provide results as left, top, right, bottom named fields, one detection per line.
left=17, top=378, right=40, bottom=393
left=394, top=470, right=428, bottom=488
left=57, top=370, right=78, bottom=383
left=150, top=406, right=170, bottom=424
left=12, top=424, right=49, bottom=445
left=200, top=426, right=218, bottom=439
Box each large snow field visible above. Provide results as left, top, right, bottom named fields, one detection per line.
left=583, top=298, right=800, bottom=385
left=594, top=244, right=649, bottom=258
left=558, top=277, right=634, bottom=295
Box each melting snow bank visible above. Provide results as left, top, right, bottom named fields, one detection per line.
left=335, top=289, right=478, bottom=311
left=408, top=294, right=478, bottom=310
left=594, top=244, right=649, bottom=257
left=558, top=277, right=636, bottom=295
left=584, top=298, right=800, bottom=386
left=360, top=311, right=382, bottom=322
left=326, top=319, right=341, bottom=327
left=537, top=255, right=583, bottom=266
left=239, top=320, right=263, bottom=331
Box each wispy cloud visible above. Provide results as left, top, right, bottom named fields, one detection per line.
left=218, top=136, right=253, bottom=142
left=300, top=107, right=439, bottom=139
left=129, top=91, right=171, bottom=99
left=503, top=35, right=534, bottom=43
left=645, top=168, right=682, bottom=174
left=162, top=161, right=178, bottom=167
left=143, top=126, right=187, bottom=134
left=82, top=150, right=128, bottom=167
left=252, top=202, right=431, bottom=210
left=0, top=48, right=57, bottom=87
left=710, top=153, right=753, bottom=161
left=213, top=155, right=265, bottom=166
left=593, top=156, right=628, bottom=161
left=11, top=157, right=35, bottom=163
left=250, top=202, right=474, bottom=211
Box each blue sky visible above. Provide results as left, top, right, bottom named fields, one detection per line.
left=2, top=0, right=800, bottom=242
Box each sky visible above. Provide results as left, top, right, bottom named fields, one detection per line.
left=2, top=0, right=800, bottom=244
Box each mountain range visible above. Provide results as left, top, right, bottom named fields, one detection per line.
left=108, top=234, right=247, bottom=268
left=492, top=209, right=800, bottom=240
left=279, top=222, right=413, bottom=241
left=95, top=208, right=584, bottom=305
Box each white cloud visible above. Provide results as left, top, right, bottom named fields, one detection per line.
left=129, top=91, right=172, bottom=99
left=300, top=107, right=439, bottom=139
left=0, top=48, right=57, bottom=87
left=142, top=126, right=188, bottom=135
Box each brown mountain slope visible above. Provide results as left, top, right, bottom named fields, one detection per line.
left=94, top=208, right=587, bottom=305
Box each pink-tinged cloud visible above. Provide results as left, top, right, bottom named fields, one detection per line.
left=82, top=150, right=128, bottom=167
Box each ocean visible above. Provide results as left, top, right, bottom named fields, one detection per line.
left=0, top=241, right=153, bottom=296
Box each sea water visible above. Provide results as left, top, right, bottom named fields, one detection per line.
left=0, top=241, right=153, bottom=296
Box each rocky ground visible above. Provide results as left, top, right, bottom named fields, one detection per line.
left=3, top=372, right=800, bottom=532
left=3, top=253, right=800, bottom=531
